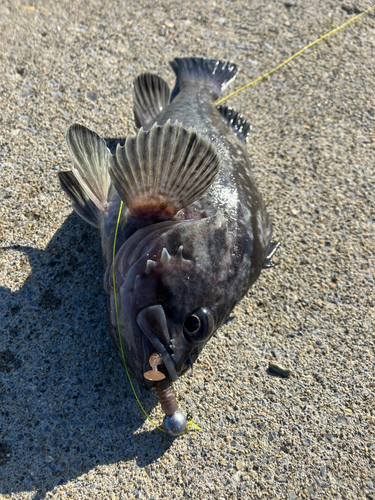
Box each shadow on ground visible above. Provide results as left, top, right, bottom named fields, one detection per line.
left=0, top=213, right=175, bottom=498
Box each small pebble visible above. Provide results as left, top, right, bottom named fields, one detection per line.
left=337, top=416, right=348, bottom=425
left=268, top=431, right=277, bottom=441
left=268, top=362, right=292, bottom=377
left=86, top=91, right=99, bottom=102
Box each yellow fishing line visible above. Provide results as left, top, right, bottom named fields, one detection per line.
left=112, top=201, right=200, bottom=434
left=216, top=4, right=375, bottom=105
left=112, top=201, right=165, bottom=432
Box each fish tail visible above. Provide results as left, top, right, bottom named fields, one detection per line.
left=170, top=57, right=237, bottom=101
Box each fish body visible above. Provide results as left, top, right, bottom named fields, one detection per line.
left=59, top=58, right=275, bottom=391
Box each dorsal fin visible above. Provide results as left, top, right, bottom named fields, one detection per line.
left=170, top=58, right=237, bottom=101
left=133, top=73, right=171, bottom=129
left=58, top=170, right=100, bottom=228
left=109, top=120, right=220, bottom=221
left=65, top=123, right=112, bottom=212
left=217, top=105, right=251, bottom=143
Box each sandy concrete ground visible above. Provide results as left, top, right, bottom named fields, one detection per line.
left=0, top=0, right=374, bottom=499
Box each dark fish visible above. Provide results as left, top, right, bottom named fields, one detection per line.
left=59, top=58, right=278, bottom=432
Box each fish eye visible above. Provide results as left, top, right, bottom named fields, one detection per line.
left=184, top=315, right=200, bottom=334
left=183, top=308, right=214, bottom=343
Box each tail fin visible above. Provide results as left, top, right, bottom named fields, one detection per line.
left=170, top=58, right=237, bottom=101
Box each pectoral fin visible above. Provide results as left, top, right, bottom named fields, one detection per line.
left=109, top=120, right=220, bottom=221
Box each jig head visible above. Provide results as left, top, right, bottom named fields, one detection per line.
left=144, top=353, right=187, bottom=436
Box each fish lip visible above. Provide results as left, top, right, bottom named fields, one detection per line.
left=136, top=305, right=178, bottom=383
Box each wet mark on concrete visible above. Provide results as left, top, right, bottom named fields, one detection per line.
left=39, top=289, right=62, bottom=310
left=0, top=349, right=21, bottom=373
left=0, top=442, right=12, bottom=466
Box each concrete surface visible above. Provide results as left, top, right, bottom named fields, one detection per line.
left=0, top=0, right=374, bottom=499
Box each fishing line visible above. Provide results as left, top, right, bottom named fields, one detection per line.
left=216, top=4, right=375, bottom=106
left=112, top=201, right=200, bottom=434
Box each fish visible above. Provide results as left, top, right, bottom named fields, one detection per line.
left=58, top=57, right=278, bottom=432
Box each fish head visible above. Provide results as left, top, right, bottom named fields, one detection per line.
left=112, top=212, right=232, bottom=386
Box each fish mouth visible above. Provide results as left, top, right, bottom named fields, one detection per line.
left=136, top=305, right=178, bottom=382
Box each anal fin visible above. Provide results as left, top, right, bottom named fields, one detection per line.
left=109, top=121, right=220, bottom=222
left=217, top=105, right=251, bottom=144
left=58, top=171, right=100, bottom=228
left=133, top=73, right=171, bottom=129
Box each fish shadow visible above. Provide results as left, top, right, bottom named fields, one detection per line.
left=0, top=212, right=175, bottom=498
